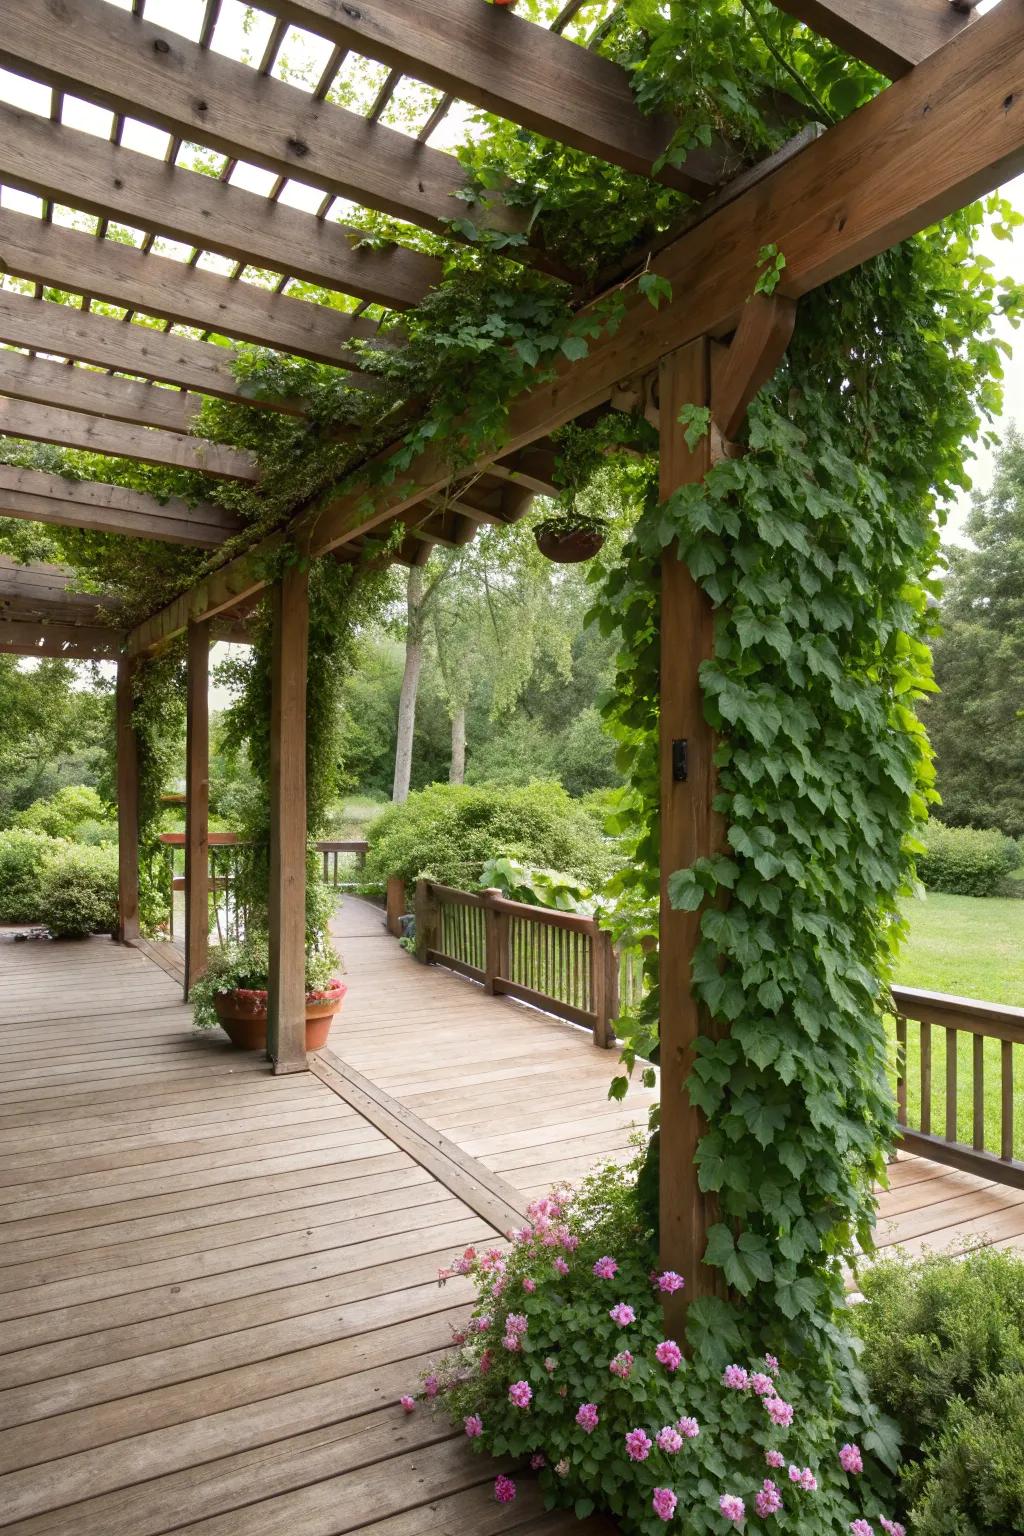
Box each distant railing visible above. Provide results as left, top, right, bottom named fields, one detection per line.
left=319, top=840, right=368, bottom=887
left=892, top=985, right=1024, bottom=1189
left=412, top=879, right=622, bottom=1048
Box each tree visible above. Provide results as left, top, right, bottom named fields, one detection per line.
left=925, top=425, right=1024, bottom=837
left=0, top=657, right=111, bottom=824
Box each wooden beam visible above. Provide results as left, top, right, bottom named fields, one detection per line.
left=127, top=0, right=1024, bottom=650
left=658, top=339, right=723, bottom=1323
left=0, top=465, right=241, bottom=548
left=271, top=0, right=730, bottom=195
left=0, top=289, right=302, bottom=416
left=0, top=209, right=380, bottom=370
left=0, top=397, right=258, bottom=481
left=0, top=618, right=122, bottom=658
left=267, top=564, right=310, bottom=1076
left=771, top=0, right=974, bottom=78
left=0, top=350, right=199, bottom=435
left=488, top=446, right=560, bottom=498
left=0, top=0, right=522, bottom=245
left=0, top=104, right=441, bottom=313
left=185, top=621, right=210, bottom=999
left=710, top=294, right=797, bottom=443
left=116, top=654, right=140, bottom=944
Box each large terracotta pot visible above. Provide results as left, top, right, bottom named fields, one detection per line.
left=213, top=984, right=347, bottom=1051
left=534, top=526, right=605, bottom=564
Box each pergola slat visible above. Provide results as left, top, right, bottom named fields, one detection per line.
left=0, top=0, right=522, bottom=244
left=270, top=0, right=729, bottom=194
left=0, top=104, right=441, bottom=313
left=0, top=350, right=199, bottom=435
left=771, top=0, right=974, bottom=78
left=0, top=289, right=303, bottom=415
left=0, top=464, right=241, bottom=548
left=0, top=209, right=381, bottom=369
left=126, top=0, right=1024, bottom=653
left=0, top=397, right=258, bottom=482
left=0, top=617, right=122, bottom=658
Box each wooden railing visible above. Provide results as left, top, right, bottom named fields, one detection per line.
left=892, top=985, right=1024, bottom=1189
left=319, top=839, right=368, bottom=887
left=413, top=879, right=620, bottom=1047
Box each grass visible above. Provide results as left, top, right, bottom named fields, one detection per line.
left=890, top=891, right=1024, bottom=1159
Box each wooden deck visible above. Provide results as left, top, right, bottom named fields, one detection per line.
left=0, top=901, right=1020, bottom=1535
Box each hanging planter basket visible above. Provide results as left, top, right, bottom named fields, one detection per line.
left=534, top=524, right=607, bottom=564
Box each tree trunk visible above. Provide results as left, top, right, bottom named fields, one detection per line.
left=393, top=564, right=425, bottom=803
left=449, top=704, right=466, bottom=784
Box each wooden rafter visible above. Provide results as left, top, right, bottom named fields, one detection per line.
left=0, top=350, right=200, bottom=435
left=771, top=0, right=975, bottom=78
left=0, top=398, right=258, bottom=482
left=0, top=465, right=241, bottom=548
left=0, top=104, right=441, bottom=312
left=270, top=0, right=732, bottom=195
left=0, top=0, right=523, bottom=245
left=125, top=0, right=1024, bottom=653
left=0, top=617, right=122, bottom=658
left=0, top=209, right=382, bottom=369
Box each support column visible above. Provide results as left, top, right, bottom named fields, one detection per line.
left=184, top=620, right=211, bottom=997
left=267, top=563, right=310, bottom=1074
left=115, top=654, right=140, bottom=944
left=658, top=339, right=724, bottom=1323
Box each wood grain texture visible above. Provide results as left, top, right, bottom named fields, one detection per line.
left=0, top=619, right=122, bottom=658
left=772, top=0, right=974, bottom=77
left=0, top=463, right=236, bottom=547
left=0, top=398, right=257, bottom=481
left=0, top=350, right=199, bottom=434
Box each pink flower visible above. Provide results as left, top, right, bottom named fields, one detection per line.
left=423, top=1375, right=439, bottom=1399
left=399, top=1395, right=415, bottom=1413
left=722, top=1365, right=750, bottom=1390
left=676, top=1416, right=700, bottom=1439
left=494, top=1475, right=516, bottom=1504
left=506, top=1313, right=529, bottom=1336
left=453, top=1247, right=476, bottom=1275
left=755, top=1480, right=783, bottom=1518
left=464, top=1414, right=483, bottom=1437
left=652, top=1488, right=678, bottom=1522
left=839, top=1443, right=863, bottom=1475
left=479, top=1350, right=493, bottom=1375
left=764, top=1396, right=794, bottom=1427
left=523, top=1277, right=536, bottom=1293
left=719, top=1493, right=746, bottom=1525
left=543, top=1356, right=557, bottom=1374
left=593, top=1256, right=618, bottom=1278
left=850, top=1523, right=874, bottom=1536
left=656, top=1339, right=683, bottom=1371
left=508, top=1380, right=532, bottom=1408
left=657, top=1270, right=686, bottom=1293
left=561, top=1230, right=580, bottom=1251
left=553, top=1256, right=570, bottom=1276
left=471, top=1315, right=491, bottom=1333
left=555, top=1458, right=569, bottom=1477
left=656, top=1426, right=683, bottom=1453
left=530, top=1452, right=546, bottom=1470
left=609, top=1350, right=634, bottom=1379
left=502, top=1333, right=520, bottom=1352
left=765, top=1449, right=785, bottom=1469
left=764, top=1353, right=780, bottom=1375
left=625, top=1428, right=653, bottom=1462
left=492, top=1278, right=505, bottom=1298
left=609, top=1303, right=636, bottom=1327
left=880, top=1521, right=906, bottom=1536
left=751, top=1372, right=774, bottom=1396
left=576, top=1402, right=599, bottom=1433
left=788, top=1465, right=817, bottom=1491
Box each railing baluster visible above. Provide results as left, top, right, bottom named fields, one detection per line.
left=895, top=1013, right=907, bottom=1126
left=945, top=1026, right=958, bottom=1143
left=973, top=1034, right=985, bottom=1152
left=1002, top=1040, right=1014, bottom=1162
left=920, top=1021, right=932, bottom=1134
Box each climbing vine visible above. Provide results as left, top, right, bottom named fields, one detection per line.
left=131, top=643, right=187, bottom=934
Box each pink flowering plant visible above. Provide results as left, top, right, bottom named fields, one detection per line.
left=412, top=1160, right=903, bottom=1534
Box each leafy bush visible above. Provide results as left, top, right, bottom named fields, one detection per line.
left=188, top=934, right=342, bottom=1030
left=0, top=828, right=56, bottom=924
left=17, top=785, right=113, bottom=841
left=37, top=842, right=118, bottom=938
left=916, top=821, right=1018, bottom=896
left=857, top=1248, right=1024, bottom=1534
left=409, top=1160, right=902, bottom=1535
left=364, top=781, right=617, bottom=890
left=479, top=855, right=593, bottom=912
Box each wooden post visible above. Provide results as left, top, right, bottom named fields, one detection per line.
left=386, top=874, right=407, bottom=937
left=184, top=619, right=210, bottom=997
left=480, top=887, right=508, bottom=996
left=414, top=879, right=439, bottom=963
left=658, top=338, right=724, bottom=1322
left=115, top=654, right=140, bottom=944
left=591, top=927, right=619, bottom=1050
left=267, top=564, right=310, bottom=1075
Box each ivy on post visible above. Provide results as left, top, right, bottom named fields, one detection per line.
left=657, top=336, right=724, bottom=1328
left=267, top=562, right=310, bottom=1075
left=115, top=653, right=140, bottom=945
left=184, top=619, right=211, bottom=998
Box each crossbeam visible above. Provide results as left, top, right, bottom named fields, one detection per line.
left=0, top=209, right=380, bottom=369
left=0, top=464, right=240, bottom=547
left=0, top=351, right=198, bottom=435
left=772, top=0, right=975, bottom=77
left=0, top=618, right=122, bottom=658
left=0, top=398, right=258, bottom=482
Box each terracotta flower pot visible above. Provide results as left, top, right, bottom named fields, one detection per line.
left=534, top=526, right=606, bottom=563
left=213, top=983, right=347, bottom=1051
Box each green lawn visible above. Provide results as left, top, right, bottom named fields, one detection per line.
left=890, top=892, right=1024, bottom=1158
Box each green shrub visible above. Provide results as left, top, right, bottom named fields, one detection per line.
left=17, top=785, right=113, bottom=841
left=857, top=1248, right=1024, bottom=1534
left=364, top=781, right=617, bottom=890
left=38, top=843, right=118, bottom=939
left=916, top=821, right=1017, bottom=896
left=0, top=828, right=57, bottom=923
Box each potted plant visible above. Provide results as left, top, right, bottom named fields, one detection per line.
left=533, top=507, right=609, bottom=563
left=189, top=936, right=347, bottom=1051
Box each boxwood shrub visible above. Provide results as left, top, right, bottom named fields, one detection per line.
left=0, top=829, right=118, bottom=937
left=916, top=821, right=1018, bottom=897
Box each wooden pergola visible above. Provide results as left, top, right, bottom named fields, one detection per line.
left=0, top=0, right=1019, bottom=1307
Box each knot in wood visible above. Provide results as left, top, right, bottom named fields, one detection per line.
left=153, top=37, right=171, bottom=54
left=288, top=137, right=310, bottom=157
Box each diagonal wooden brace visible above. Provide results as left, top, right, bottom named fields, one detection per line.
left=710, top=293, right=797, bottom=451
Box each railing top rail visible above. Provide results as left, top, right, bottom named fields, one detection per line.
left=159, top=831, right=243, bottom=846
left=422, top=879, right=598, bottom=935
left=891, top=984, right=1024, bottom=1038
left=317, top=840, right=369, bottom=854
